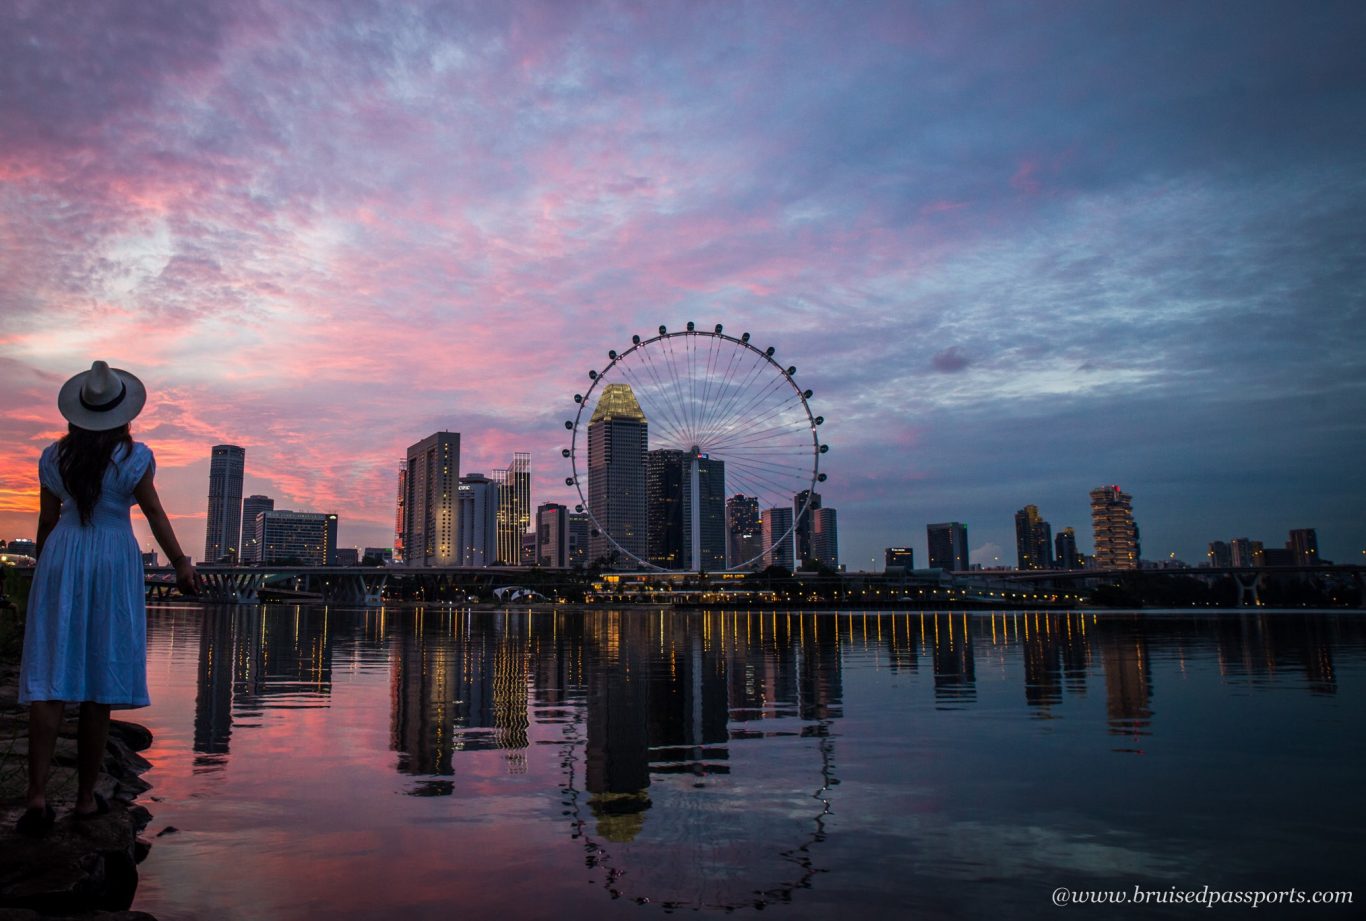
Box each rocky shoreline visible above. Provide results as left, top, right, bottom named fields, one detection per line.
left=0, top=660, right=159, bottom=921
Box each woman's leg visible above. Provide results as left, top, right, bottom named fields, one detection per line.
left=75, top=701, right=112, bottom=814
left=25, top=700, right=65, bottom=809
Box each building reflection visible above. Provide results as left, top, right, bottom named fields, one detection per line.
left=191, top=605, right=333, bottom=771
left=931, top=613, right=976, bottom=706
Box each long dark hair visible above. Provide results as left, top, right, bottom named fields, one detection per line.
left=57, top=423, right=134, bottom=525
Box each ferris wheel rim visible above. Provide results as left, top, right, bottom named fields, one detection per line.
left=564, top=325, right=826, bottom=572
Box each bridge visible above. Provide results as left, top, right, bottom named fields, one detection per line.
left=979, top=564, right=1366, bottom=608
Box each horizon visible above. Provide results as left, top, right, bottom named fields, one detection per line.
left=2, top=1, right=1363, bottom=568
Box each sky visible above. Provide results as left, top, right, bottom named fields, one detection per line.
left=2, top=0, right=1364, bottom=570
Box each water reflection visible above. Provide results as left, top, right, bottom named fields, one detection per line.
left=155, top=607, right=1366, bottom=916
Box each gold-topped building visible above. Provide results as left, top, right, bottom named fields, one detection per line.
left=588, top=384, right=648, bottom=566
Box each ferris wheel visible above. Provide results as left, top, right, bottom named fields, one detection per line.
left=562, top=323, right=828, bottom=571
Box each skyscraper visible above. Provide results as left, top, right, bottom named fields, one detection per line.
left=810, top=506, right=839, bottom=569
left=1014, top=505, right=1053, bottom=570
left=587, top=384, right=648, bottom=567
left=793, top=490, right=821, bottom=565
left=726, top=494, right=761, bottom=570
left=1055, top=527, right=1081, bottom=570
left=456, top=473, right=498, bottom=566
left=403, top=432, right=460, bottom=566
left=760, top=507, right=794, bottom=571
left=239, top=494, right=274, bottom=564
left=927, top=522, right=969, bottom=571
left=647, top=449, right=726, bottom=571
left=1090, top=485, right=1139, bottom=570
left=394, top=465, right=407, bottom=564
left=493, top=452, right=530, bottom=565
left=204, top=444, right=245, bottom=563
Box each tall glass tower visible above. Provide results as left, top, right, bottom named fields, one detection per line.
left=204, top=444, right=245, bottom=563
left=587, top=384, right=648, bottom=567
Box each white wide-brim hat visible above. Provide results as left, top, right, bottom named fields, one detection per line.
left=57, top=361, right=147, bottom=431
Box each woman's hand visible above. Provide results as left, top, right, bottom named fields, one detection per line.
left=174, top=557, right=199, bottom=596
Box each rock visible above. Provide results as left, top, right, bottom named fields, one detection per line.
left=153, top=827, right=176, bottom=838
left=107, top=722, right=151, bottom=754
left=0, top=800, right=145, bottom=914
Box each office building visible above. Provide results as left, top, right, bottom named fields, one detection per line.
left=240, top=494, right=274, bottom=564
left=402, top=432, right=460, bottom=566
left=647, top=449, right=725, bottom=571
left=927, top=522, right=969, bottom=572
left=1090, top=486, right=1140, bottom=570
left=537, top=503, right=569, bottom=568
left=885, top=547, right=914, bottom=571
left=726, top=494, right=761, bottom=570
left=1288, top=529, right=1319, bottom=567
left=587, top=384, right=648, bottom=566
left=256, top=511, right=337, bottom=566
left=493, top=452, right=530, bottom=565
left=1055, top=527, right=1081, bottom=570
left=333, top=548, right=359, bottom=566
left=1014, top=505, right=1053, bottom=571
left=568, top=513, right=590, bottom=567
left=760, top=507, right=794, bottom=571
left=810, top=506, right=839, bottom=569
left=204, top=444, right=245, bottom=563
left=456, top=473, right=499, bottom=567
left=362, top=547, right=394, bottom=564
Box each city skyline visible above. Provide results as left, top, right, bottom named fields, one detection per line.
left=1, top=2, right=1363, bottom=568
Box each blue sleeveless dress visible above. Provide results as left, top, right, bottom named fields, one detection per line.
left=20, top=441, right=154, bottom=707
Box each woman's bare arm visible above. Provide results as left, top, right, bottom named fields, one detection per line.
left=34, top=487, right=60, bottom=558
left=134, top=468, right=198, bottom=593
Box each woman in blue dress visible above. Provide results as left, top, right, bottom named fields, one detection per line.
left=16, top=361, right=198, bottom=837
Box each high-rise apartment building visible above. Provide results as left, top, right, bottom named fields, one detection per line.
left=761, top=507, right=794, bottom=571
left=1207, top=540, right=1232, bottom=568
left=204, top=444, right=245, bottom=563
left=493, top=452, right=530, bottom=565
left=927, top=522, right=969, bottom=572
left=456, top=473, right=498, bottom=567
left=885, top=547, right=914, bottom=570
left=587, top=384, right=648, bottom=567
left=810, top=506, right=839, bottom=569
left=1230, top=538, right=1263, bottom=568
left=1288, top=529, right=1319, bottom=567
left=536, top=503, right=569, bottom=568
left=402, top=432, right=460, bottom=566
left=1054, top=527, right=1081, bottom=570
left=647, top=449, right=725, bottom=571
left=239, top=494, right=274, bottom=564
left=1089, top=485, right=1139, bottom=570
left=726, top=494, right=761, bottom=570
left=255, top=510, right=337, bottom=566
left=1014, top=505, right=1054, bottom=570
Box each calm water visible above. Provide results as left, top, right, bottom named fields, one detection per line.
left=131, top=606, right=1365, bottom=920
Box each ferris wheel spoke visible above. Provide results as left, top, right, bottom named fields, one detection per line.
left=619, top=360, right=691, bottom=448
left=661, top=336, right=698, bottom=445
left=709, top=370, right=797, bottom=441
left=697, top=336, right=749, bottom=438
left=699, top=345, right=770, bottom=441
left=704, top=407, right=811, bottom=452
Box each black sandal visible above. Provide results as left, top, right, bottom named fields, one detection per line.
left=15, top=804, right=56, bottom=838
